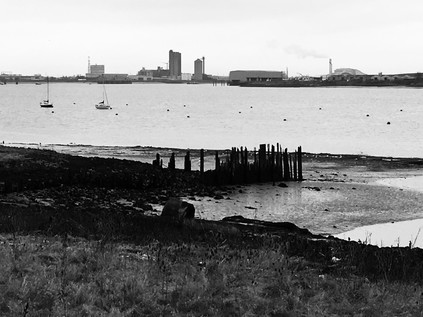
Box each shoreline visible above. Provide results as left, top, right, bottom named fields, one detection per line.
left=1, top=143, right=423, bottom=244
left=3, top=144, right=423, bottom=290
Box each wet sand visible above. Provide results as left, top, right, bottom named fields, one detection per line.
left=335, top=176, right=423, bottom=247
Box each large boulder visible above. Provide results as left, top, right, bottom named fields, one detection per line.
left=161, top=198, right=195, bottom=220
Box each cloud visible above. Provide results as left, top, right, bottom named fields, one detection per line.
left=284, top=45, right=328, bottom=59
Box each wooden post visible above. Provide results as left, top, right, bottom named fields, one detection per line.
left=153, top=153, right=161, bottom=167
left=289, top=153, right=293, bottom=180
left=283, top=148, right=289, bottom=181
left=293, top=151, right=298, bottom=181
left=276, top=143, right=280, bottom=180
left=200, top=149, right=204, bottom=174
left=259, top=144, right=266, bottom=182
left=298, top=146, right=303, bottom=181
left=244, top=147, right=248, bottom=183
left=168, top=153, right=175, bottom=170
left=271, top=145, right=275, bottom=185
left=184, top=151, right=191, bottom=172
left=215, top=151, right=220, bottom=170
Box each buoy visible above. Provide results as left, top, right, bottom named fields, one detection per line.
left=187, top=115, right=190, bottom=118
left=283, top=119, right=287, bottom=121
left=167, top=109, right=170, bottom=112
left=387, top=121, right=390, bottom=125
left=250, top=106, right=253, bottom=108
left=400, top=109, right=403, bottom=112
left=239, top=111, right=241, bottom=114
left=116, top=113, right=118, bottom=115
left=52, top=111, right=54, bottom=113
left=366, top=114, right=369, bottom=117
left=319, top=107, right=322, bottom=110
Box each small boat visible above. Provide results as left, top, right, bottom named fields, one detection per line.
left=35, top=82, right=42, bottom=85
left=40, top=77, right=53, bottom=108
left=95, top=100, right=111, bottom=110
left=95, top=78, right=112, bottom=110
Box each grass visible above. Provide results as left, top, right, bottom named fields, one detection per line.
left=1, top=231, right=423, bottom=317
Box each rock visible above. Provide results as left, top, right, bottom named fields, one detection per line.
left=161, top=198, right=195, bottom=220
left=116, top=199, right=134, bottom=207
left=278, top=183, right=288, bottom=188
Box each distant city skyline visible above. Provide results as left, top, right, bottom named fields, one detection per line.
left=2, top=0, right=423, bottom=77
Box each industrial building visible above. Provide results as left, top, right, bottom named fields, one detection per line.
left=86, top=63, right=105, bottom=79
left=193, top=58, right=203, bottom=81
left=169, top=50, right=182, bottom=80
left=228, top=70, right=288, bottom=85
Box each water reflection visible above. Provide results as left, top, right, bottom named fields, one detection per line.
left=187, top=182, right=346, bottom=232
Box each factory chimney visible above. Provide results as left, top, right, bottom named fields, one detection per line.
left=329, top=58, right=333, bottom=75
left=202, top=56, right=205, bottom=76
left=88, top=56, right=91, bottom=74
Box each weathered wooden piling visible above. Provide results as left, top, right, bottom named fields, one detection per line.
left=298, top=146, right=303, bottom=181
left=184, top=151, right=191, bottom=172
left=215, top=151, right=220, bottom=170
left=153, top=153, right=162, bottom=168
left=168, top=153, right=175, bottom=170
left=293, top=151, right=298, bottom=181
left=283, top=149, right=289, bottom=181
left=200, top=149, right=204, bottom=174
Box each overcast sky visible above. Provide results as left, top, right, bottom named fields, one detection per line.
left=2, top=0, right=423, bottom=77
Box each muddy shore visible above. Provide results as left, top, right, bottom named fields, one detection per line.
left=2, top=144, right=423, bottom=283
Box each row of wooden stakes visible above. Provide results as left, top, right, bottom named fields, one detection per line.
left=152, top=144, right=303, bottom=185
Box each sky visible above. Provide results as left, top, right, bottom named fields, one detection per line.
left=1, top=0, right=423, bottom=77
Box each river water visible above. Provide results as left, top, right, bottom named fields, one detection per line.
left=1, top=82, right=423, bottom=157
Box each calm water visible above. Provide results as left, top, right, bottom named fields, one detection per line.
left=1, top=82, right=423, bottom=157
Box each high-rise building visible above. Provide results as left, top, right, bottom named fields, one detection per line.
left=169, top=50, right=181, bottom=79
left=193, top=58, right=203, bottom=81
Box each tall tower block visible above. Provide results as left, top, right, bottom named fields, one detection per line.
left=329, top=58, right=333, bottom=75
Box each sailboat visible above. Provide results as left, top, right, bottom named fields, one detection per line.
left=40, top=77, right=53, bottom=108
left=95, top=79, right=112, bottom=110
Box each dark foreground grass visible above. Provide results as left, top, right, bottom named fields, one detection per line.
left=1, top=230, right=423, bottom=317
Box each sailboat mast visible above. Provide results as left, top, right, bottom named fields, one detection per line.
left=104, top=83, right=109, bottom=105
left=46, top=76, right=49, bottom=101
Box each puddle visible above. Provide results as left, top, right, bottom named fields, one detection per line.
left=375, top=175, right=423, bottom=193
left=336, top=219, right=423, bottom=248
left=333, top=175, right=423, bottom=248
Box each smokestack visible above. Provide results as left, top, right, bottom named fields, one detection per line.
left=202, top=56, right=205, bottom=75
left=88, top=56, right=91, bottom=74
left=329, top=58, right=333, bottom=75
